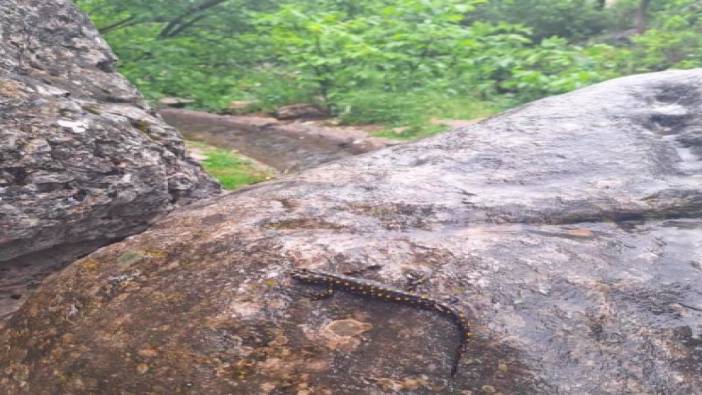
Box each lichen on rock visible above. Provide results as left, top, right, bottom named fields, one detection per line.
left=0, top=0, right=219, bottom=318
left=2, top=69, right=701, bottom=393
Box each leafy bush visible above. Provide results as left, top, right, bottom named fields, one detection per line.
left=630, top=0, right=702, bottom=70
left=78, top=0, right=702, bottom=138
left=469, top=0, right=615, bottom=41
left=496, top=38, right=624, bottom=101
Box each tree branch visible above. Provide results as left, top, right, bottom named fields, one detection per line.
left=162, top=14, right=209, bottom=38
left=158, top=0, right=229, bottom=38
left=99, top=15, right=137, bottom=34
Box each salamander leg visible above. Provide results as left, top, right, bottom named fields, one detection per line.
left=308, top=287, right=335, bottom=300
left=405, top=270, right=427, bottom=291
left=343, top=264, right=383, bottom=277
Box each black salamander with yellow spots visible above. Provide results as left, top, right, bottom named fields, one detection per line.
left=290, top=268, right=471, bottom=376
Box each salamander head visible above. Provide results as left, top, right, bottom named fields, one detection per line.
left=289, top=268, right=310, bottom=278
left=289, top=268, right=326, bottom=282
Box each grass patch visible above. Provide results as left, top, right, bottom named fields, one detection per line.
left=429, top=96, right=502, bottom=120
left=186, top=141, right=274, bottom=190
left=336, top=90, right=500, bottom=141
left=372, top=124, right=449, bottom=141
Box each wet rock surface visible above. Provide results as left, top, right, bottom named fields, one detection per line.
left=160, top=109, right=395, bottom=172
left=2, top=70, right=702, bottom=394
left=0, top=1, right=219, bottom=318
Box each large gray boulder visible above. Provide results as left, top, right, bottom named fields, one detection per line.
left=1, top=68, right=701, bottom=394
left=0, top=0, right=219, bottom=316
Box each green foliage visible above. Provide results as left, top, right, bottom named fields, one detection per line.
left=630, top=0, right=702, bottom=70
left=253, top=0, right=490, bottom=105
left=336, top=89, right=496, bottom=126
left=495, top=38, right=625, bottom=101
left=470, top=0, right=614, bottom=41
left=77, top=0, right=278, bottom=110
left=78, top=0, right=702, bottom=140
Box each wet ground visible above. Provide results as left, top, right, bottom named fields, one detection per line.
left=160, top=109, right=395, bottom=173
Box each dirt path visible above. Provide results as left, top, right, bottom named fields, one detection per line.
left=160, top=109, right=396, bottom=173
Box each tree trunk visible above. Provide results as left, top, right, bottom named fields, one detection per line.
left=635, top=0, right=651, bottom=34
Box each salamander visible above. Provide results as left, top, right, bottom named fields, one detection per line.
left=290, top=268, right=471, bottom=376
